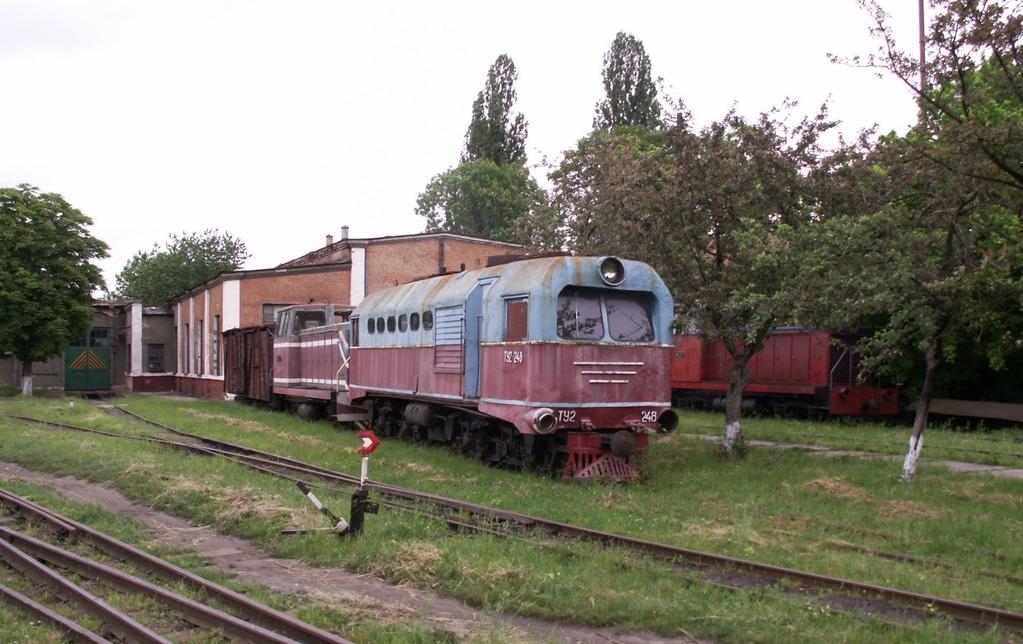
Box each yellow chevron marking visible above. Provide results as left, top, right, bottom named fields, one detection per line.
left=69, top=350, right=105, bottom=370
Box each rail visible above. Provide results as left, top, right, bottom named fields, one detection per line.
left=0, top=483, right=351, bottom=644
left=10, top=409, right=1023, bottom=634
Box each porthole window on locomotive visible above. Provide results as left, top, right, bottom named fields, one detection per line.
left=398, top=314, right=408, bottom=332
left=423, top=310, right=434, bottom=331
left=376, top=317, right=385, bottom=333
left=367, top=318, right=376, bottom=334
left=556, top=286, right=604, bottom=340
left=387, top=316, right=396, bottom=332
left=410, top=312, right=420, bottom=331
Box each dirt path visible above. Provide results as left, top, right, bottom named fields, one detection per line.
left=0, top=462, right=696, bottom=644
left=685, top=434, right=1023, bottom=480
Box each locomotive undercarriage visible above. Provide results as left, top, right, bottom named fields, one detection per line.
left=364, top=397, right=642, bottom=480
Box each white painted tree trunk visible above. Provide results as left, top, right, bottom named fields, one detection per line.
left=900, top=340, right=939, bottom=483
left=722, top=361, right=750, bottom=458
left=722, top=420, right=742, bottom=454
left=900, top=433, right=924, bottom=481
left=20, top=361, right=33, bottom=396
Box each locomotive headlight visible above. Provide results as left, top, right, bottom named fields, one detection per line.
left=598, top=257, right=625, bottom=286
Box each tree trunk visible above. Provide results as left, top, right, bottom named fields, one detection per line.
left=901, top=340, right=939, bottom=482
left=20, top=360, right=33, bottom=396
left=722, top=361, right=750, bottom=459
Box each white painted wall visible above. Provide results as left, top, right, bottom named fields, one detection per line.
left=175, top=302, right=183, bottom=374
left=350, top=247, right=366, bottom=306
left=203, top=288, right=211, bottom=376
left=130, top=302, right=143, bottom=376
left=188, top=297, right=195, bottom=375
left=222, top=279, right=241, bottom=331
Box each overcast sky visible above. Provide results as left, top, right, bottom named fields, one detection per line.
left=1, top=0, right=923, bottom=289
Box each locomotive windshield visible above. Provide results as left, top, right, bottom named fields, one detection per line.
left=606, top=293, right=654, bottom=342
left=557, top=287, right=604, bottom=340
left=557, top=287, right=654, bottom=342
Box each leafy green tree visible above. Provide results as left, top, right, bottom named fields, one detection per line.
left=463, top=54, right=528, bottom=165
left=0, top=184, right=108, bottom=395
left=416, top=159, right=557, bottom=247
left=115, top=230, right=248, bottom=306
left=593, top=32, right=662, bottom=130
left=554, top=108, right=841, bottom=457
left=834, top=0, right=1023, bottom=481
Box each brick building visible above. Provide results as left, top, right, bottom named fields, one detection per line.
left=169, top=229, right=522, bottom=398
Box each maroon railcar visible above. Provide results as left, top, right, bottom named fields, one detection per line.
left=670, top=329, right=899, bottom=416
left=223, top=324, right=274, bottom=403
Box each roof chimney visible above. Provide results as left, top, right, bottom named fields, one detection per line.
left=341, top=225, right=349, bottom=241
left=325, top=234, right=334, bottom=247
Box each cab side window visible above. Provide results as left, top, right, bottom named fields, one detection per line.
left=505, top=298, right=528, bottom=342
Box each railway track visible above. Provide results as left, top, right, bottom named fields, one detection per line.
left=7, top=408, right=1023, bottom=635
left=0, top=486, right=351, bottom=643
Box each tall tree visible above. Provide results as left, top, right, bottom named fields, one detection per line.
left=837, top=0, right=1023, bottom=481
left=0, top=184, right=108, bottom=395
left=554, top=107, right=840, bottom=457
left=463, top=54, right=528, bottom=165
left=115, top=229, right=248, bottom=305
left=416, top=160, right=554, bottom=245
left=593, top=32, right=662, bottom=130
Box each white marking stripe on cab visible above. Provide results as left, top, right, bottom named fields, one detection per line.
left=273, top=378, right=336, bottom=385
left=480, top=396, right=669, bottom=408
left=275, top=340, right=336, bottom=349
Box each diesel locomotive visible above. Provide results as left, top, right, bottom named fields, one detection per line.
left=226, top=255, right=678, bottom=480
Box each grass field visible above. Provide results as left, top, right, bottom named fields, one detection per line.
left=1, top=394, right=1020, bottom=642
left=674, top=409, right=1023, bottom=468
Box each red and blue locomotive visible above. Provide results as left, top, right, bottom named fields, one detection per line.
left=226, top=255, right=678, bottom=480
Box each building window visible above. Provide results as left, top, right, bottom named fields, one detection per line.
left=212, top=315, right=221, bottom=376
left=195, top=320, right=204, bottom=375
left=147, top=344, right=165, bottom=373
left=263, top=304, right=292, bottom=325
left=89, top=327, right=110, bottom=347
left=183, top=324, right=189, bottom=373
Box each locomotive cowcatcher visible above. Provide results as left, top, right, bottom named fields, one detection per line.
left=229, top=255, right=679, bottom=480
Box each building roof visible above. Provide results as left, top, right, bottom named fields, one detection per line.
left=278, top=231, right=523, bottom=269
